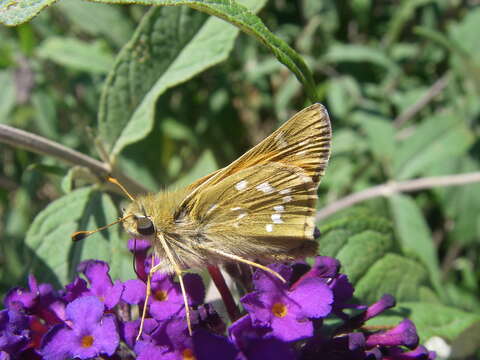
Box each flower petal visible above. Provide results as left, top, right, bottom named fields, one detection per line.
left=40, top=325, right=75, bottom=360
left=122, top=280, right=146, bottom=305
left=270, top=312, right=313, bottom=342
left=252, top=264, right=292, bottom=293
left=149, top=298, right=184, bottom=321
left=102, top=280, right=124, bottom=309
left=289, top=278, right=333, bottom=318
left=240, top=293, right=272, bottom=327
left=66, top=296, right=104, bottom=327
left=193, top=329, right=237, bottom=360
left=90, top=315, right=119, bottom=356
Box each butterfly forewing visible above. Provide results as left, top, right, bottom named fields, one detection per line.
left=183, top=103, right=331, bottom=201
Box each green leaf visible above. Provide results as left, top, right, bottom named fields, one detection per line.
left=384, top=0, right=432, bottom=46
left=99, top=1, right=267, bottom=157
left=326, top=76, right=361, bottom=119
left=429, top=156, right=480, bottom=244
left=56, top=0, right=134, bottom=47
left=171, top=150, right=217, bottom=189
left=335, top=230, right=393, bottom=284
left=393, top=113, right=473, bottom=180
left=389, top=194, right=443, bottom=296
left=25, top=187, right=132, bottom=285
left=25, top=187, right=93, bottom=285
left=320, top=213, right=393, bottom=238
left=319, top=210, right=430, bottom=304
left=330, top=129, right=368, bottom=155
left=0, top=70, right=15, bottom=124
left=354, top=253, right=428, bottom=304
left=76, top=191, right=134, bottom=281
left=32, top=91, right=58, bottom=139
left=324, top=44, right=400, bottom=74
left=139, top=0, right=318, bottom=101
left=0, top=0, right=58, bottom=26
left=37, top=37, right=114, bottom=74
left=370, top=302, right=480, bottom=357
left=2, top=0, right=317, bottom=103
left=448, top=7, right=480, bottom=65
left=352, top=112, right=395, bottom=166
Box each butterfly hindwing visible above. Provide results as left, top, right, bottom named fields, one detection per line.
left=189, top=162, right=319, bottom=262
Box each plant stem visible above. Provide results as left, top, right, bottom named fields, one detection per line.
left=316, top=172, right=480, bottom=221
left=394, top=73, right=450, bottom=128
left=207, top=265, right=240, bottom=322
left=0, top=124, right=148, bottom=195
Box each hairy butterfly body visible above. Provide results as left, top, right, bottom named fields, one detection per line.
left=74, top=103, right=332, bottom=336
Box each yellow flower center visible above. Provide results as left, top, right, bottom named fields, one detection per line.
left=81, top=335, right=94, bottom=348
left=271, top=302, right=288, bottom=318
left=182, top=348, right=196, bottom=360
left=154, top=289, right=168, bottom=301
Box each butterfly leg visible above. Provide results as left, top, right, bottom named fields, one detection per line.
left=136, top=254, right=163, bottom=341
left=197, top=245, right=286, bottom=283
left=176, top=269, right=192, bottom=335
left=156, top=233, right=193, bottom=335
left=136, top=258, right=192, bottom=339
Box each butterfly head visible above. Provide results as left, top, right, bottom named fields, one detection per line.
left=122, top=200, right=157, bottom=239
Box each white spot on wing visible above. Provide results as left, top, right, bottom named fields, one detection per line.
left=271, top=214, right=283, bottom=224
left=273, top=205, right=284, bottom=212
left=301, top=175, right=312, bottom=183
left=235, top=180, right=248, bottom=191
left=279, top=189, right=291, bottom=195
left=282, top=196, right=293, bottom=203
left=256, top=182, right=275, bottom=194
left=266, top=224, right=273, bottom=232
left=206, top=204, right=218, bottom=215
left=231, top=207, right=242, bottom=211
left=237, top=213, right=247, bottom=220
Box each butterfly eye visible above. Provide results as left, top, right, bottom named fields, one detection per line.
left=136, top=216, right=155, bottom=236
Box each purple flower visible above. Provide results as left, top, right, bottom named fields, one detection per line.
left=292, top=257, right=355, bottom=319
left=0, top=308, right=31, bottom=355
left=302, top=332, right=367, bottom=360
left=336, top=294, right=396, bottom=333
left=76, top=260, right=124, bottom=309
left=241, top=264, right=333, bottom=341
left=40, top=296, right=119, bottom=360
left=192, top=329, right=238, bottom=360
left=0, top=250, right=435, bottom=360
left=122, top=272, right=204, bottom=322
left=4, top=275, right=64, bottom=326
left=366, top=319, right=419, bottom=349
left=229, top=315, right=296, bottom=360
left=134, top=318, right=192, bottom=359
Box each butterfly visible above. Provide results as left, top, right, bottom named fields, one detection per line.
left=73, top=103, right=332, bottom=337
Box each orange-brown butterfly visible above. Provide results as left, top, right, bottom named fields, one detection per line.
left=73, top=103, right=332, bottom=337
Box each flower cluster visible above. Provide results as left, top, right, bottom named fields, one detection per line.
left=0, top=239, right=435, bottom=360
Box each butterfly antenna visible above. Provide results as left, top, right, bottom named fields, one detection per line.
left=71, top=214, right=134, bottom=242
left=107, top=176, right=136, bottom=201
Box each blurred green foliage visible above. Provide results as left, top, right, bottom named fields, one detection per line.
left=1, top=0, right=480, bottom=356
